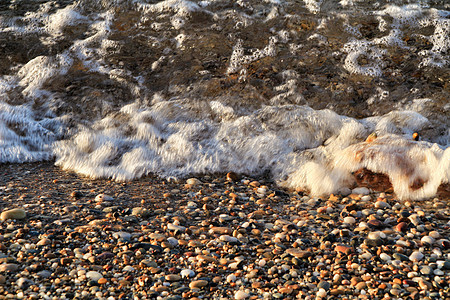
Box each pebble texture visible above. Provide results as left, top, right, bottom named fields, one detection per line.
left=0, top=163, right=448, bottom=299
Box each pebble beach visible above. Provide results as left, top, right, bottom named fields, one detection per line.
left=0, top=162, right=449, bottom=300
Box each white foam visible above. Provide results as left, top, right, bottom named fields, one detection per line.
left=303, top=0, right=323, bottom=14
left=227, top=37, right=277, bottom=75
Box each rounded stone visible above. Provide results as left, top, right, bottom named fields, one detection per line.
left=189, top=280, right=208, bottom=289
left=0, top=209, right=26, bottom=221
left=86, top=271, right=103, bottom=281
left=235, top=290, right=249, bottom=300
left=409, top=251, right=424, bottom=262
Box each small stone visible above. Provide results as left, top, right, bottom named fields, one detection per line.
left=318, top=281, right=331, bottom=290
left=428, top=231, right=440, bottom=239
left=343, top=216, right=356, bottom=225
left=113, top=232, right=132, bottom=241
left=132, top=207, right=150, bottom=217
left=379, top=253, right=391, bottom=261
left=0, top=263, right=19, bottom=272
left=352, top=187, right=370, bottom=195
left=98, top=277, right=107, bottom=284
left=189, top=280, right=208, bottom=289
left=186, top=178, right=202, bottom=186
left=409, top=251, right=424, bottom=262
left=95, top=194, right=113, bottom=202
left=86, top=271, right=103, bottom=281
left=317, top=288, right=327, bottom=297
left=166, top=274, right=182, bottom=281
left=374, top=200, right=390, bottom=209
left=334, top=245, right=353, bottom=255
left=285, top=248, right=313, bottom=258
left=37, top=270, right=51, bottom=278
left=396, top=222, right=408, bottom=232
left=167, top=223, right=186, bottom=232
left=421, top=236, right=434, bottom=246
left=16, top=277, right=33, bottom=289
left=420, top=266, right=433, bottom=276
left=123, top=266, right=135, bottom=272
left=235, top=290, right=249, bottom=299
left=227, top=172, right=239, bottom=181
left=180, top=269, right=195, bottom=278
left=210, top=227, right=233, bottom=235
left=220, top=235, right=238, bottom=243
left=0, top=208, right=26, bottom=221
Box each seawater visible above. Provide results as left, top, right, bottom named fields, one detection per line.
left=0, top=0, right=448, bottom=200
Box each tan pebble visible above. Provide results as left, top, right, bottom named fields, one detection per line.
left=418, top=279, right=431, bottom=290
left=355, top=282, right=366, bottom=290
left=37, top=238, right=51, bottom=246
left=165, top=274, right=181, bottom=281
left=285, top=248, right=313, bottom=258
left=0, top=209, right=26, bottom=221
left=189, top=280, right=208, bottom=289
left=188, top=240, right=203, bottom=247
left=229, top=193, right=239, bottom=199
left=119, top=279, right=130, bottom=286
left=249, top=181, right=260, bottom=187
left=98, top=278, right=107, bottom=285
left=163, top=193, right=171, bottom=198
left=279, top=287, right=293, bottom=294
left=329, top=194, right=339, bottom=201
left=155, top=286, right=168, bottom=292
left=0, top=275, right=5, bottom=284
left=197, top=255, right=217, bottom=263
left=0, top=263, right=19, bottom=272
left=210, top=227, right=233, bottom=235
left=329, top=288, right=344, bottom=295
left=249, top=210, right=266, bottom=218
left=334, top=245, right=354, bottom=255
left=178, top=239, right=188, bottom=246
left=161, top=242, right=173, bottom=248
left=391, top=289, right=401, bottom=296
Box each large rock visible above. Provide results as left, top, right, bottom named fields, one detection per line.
left=0, top=209, right=26, bottom=221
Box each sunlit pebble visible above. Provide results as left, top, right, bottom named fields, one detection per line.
left=380, top=253, right=391, bottom=261
left=421, top=236, right=435, bottom=245
left=343, top=216, right=356, bottom=225
left=317, top=288, right=327, bottom=297
left=234, top=290, right=249, bottom=300
left=180, top=269, right=195, bottom=278
left=227, top=274, right=236, bottom=282
left=409, top=251, right=424, bottom=262
left=94, top=194, right=113, bottom=202
left=428, top=231, right=440, bottom=239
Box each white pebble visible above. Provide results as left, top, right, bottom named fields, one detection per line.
left=180, top=269, right=195, bottom=278
left=409, top=251, right=424, bottom=262
left=220, top=235, right=238, bottom=243
left=123, top=266, right=135, bottom=272
left=429, top=231, right=440, bottom=239
left=421, top=236, right=435, bottom=245
left=317, top=288, right=327, bottom=297
left=235, top=290, right=249, bottom=300
left=343, top=216, right=356, bottom=225
left=86, top=271, right=103, bottom=281
left=380, top=253, right=391, bottom=261
left=94, top=194, right=113, bottom=202
left=352, top=187, right=370, bottom=195
left=227, top=274, right=237, bottom=282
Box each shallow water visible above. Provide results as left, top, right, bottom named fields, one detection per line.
left=0, top=0, right=449, bottom=199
